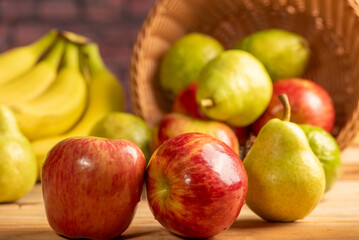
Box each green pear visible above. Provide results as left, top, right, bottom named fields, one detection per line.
left=0, top=104, right=37, bottom=203
left=159, top=33, right=224, bottom=100
left=90, top=112, right=152, bottom=163
left=196, top=50, right=272, bottom=127
left=299, top=124, right=341, bottom=192
left=243, top=94, right=325, bottom=222
left=235, top=29, right=310, bottom=81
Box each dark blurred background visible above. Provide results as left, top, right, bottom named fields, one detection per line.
left=0, top=0, right=157, bottom=112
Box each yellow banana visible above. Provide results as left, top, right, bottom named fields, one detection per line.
left=0, top=39, right=65, bottom=103
left=0, top=30, right=58, bottom=85
left=31, top=43, right=125, bottom=179
left=9, top=42, right=88, bottom=141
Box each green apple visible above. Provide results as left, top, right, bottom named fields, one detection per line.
left=300, top=124, right=341, bottom=192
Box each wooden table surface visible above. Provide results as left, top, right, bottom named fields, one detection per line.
left=1, top=142, right=359, bottom=240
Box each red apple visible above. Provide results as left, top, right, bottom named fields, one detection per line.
left=151, top=113, right=239, bottom=155
left=42, top=137, right=146, bottom=239
left=232, top=126, right=251, bottom=145
left=252, top=78, right=335, bottom=135
left=172, top=82, right=207, bottom=120
left=146, top=132, right=248, bottom=238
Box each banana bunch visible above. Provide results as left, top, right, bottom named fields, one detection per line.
left=0, top=30, right=125, bottom=178
left=0, top=30, right=58, bottom=85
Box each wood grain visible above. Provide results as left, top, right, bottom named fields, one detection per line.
left=1, top=146, right=359, bottom=240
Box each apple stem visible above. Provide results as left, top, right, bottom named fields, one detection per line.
left=200, top=98, right=214, bottom=108
left=278, top=94, right=291, bottom=122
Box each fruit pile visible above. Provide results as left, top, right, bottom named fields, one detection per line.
left=0, top=28, right=343, bottom=239
left=145, top=29, right=341, bottom=233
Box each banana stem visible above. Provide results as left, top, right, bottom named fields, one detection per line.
left=60, top=31, right=89, bottom=45
left=200, top=98, right=214, bottom=108
left=82, top=43, right=106, bottom=76
left=30, top=29, right=58, bottom=56
left=42, top=39, right=65, bottom=67
left=278, top=94, right=291, bottom=122
left=63, top=42, right=80, bottom=71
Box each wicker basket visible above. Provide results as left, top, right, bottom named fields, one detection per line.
left=130, top=0, right=359, bottom=150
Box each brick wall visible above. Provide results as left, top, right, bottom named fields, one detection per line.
left=0, top=0, right=157, bottom=112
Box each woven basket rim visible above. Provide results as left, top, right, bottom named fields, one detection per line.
left=130, top=0, right=166, bottom=120
left=130, top=0, right=359, bottom=151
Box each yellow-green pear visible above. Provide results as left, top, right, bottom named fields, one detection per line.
left=196, top=50, right=272, bottom=127
left=0, top=104, right=37, bottom=203
left=90, top=112, right=151, bottom=163
left=243, top=94, right=325, bottom=222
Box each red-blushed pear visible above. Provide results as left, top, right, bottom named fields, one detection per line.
left=172, top=82, right=208, bottom=120
left=150, top=112, right=239, bottom=155
left=252, top=78, right=335, bottom=135
left=42, top=137, right=146, bottom=239
left=146, top=132, right=248, bottom=238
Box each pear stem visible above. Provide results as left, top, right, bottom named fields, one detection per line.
left=200, top=98, right=214, bottom=108
left=279, top=94, right=291, bottom=122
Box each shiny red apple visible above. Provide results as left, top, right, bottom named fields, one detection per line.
left=151, top=112, right=239, bottom=155
left=42, top=137, right=146, bottom=239
left=146, top=132, right=248, bottom=239
left=172, top=82, right=207, bottom=120
left=252, top=78, right=335, bottom=135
